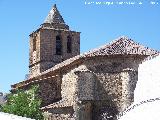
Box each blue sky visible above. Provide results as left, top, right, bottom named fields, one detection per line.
left=0, top=0, right=159, bottom=93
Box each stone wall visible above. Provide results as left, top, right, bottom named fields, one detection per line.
left=23, top=76, right=61, bottom=107
left=92, top=101, right=118, bottom=120
left=75, top=71, right=95, bottom=101
left=44, top=107, right=74, bottom=120
left=40, top=28, right=80, bottom=64
left=121, top=70, right=138, bottom=111
left=29, top=27, right=80, bottom=77
left=0, top=92, right=7, bottom=105
left=61, top=68, right=78, bottom=105
left=84, top=56, right=140, bottom=111
left=29, top=30, right=41, bottom=77
left=75, top=101, right=92, bottom=120
left=46, top=55, right=141, bottom=119
left=28, top=55, right=143, bottom=119
left=38, top=77, right=61, bottom=106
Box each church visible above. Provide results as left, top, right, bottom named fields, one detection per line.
left=11, top=4, right=159, bottom=120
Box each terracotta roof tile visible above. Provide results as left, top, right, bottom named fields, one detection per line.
left=83, top=36, right=159, bottom=57
left=40, top=98, right=74, bottom=110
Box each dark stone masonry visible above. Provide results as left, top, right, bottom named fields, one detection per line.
left=11, top=4, right=159, bottom=120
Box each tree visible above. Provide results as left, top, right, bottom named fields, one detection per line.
left=1, top=85, right=43, bottom=120
left=0, top=104, right=2, bottom=111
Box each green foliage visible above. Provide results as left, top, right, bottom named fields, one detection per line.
left=1, top=85, right=43, bottom=120
left=0, top=104, right=2, bottom=111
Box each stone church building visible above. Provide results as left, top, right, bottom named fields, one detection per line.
left=11, top=4, right=159, bottom=120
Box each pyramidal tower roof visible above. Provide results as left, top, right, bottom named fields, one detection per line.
left=44, top=4, right=65, bottom=24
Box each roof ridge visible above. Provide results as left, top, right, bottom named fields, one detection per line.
left=82, top=36, right=139, bottom=57
left=90, top=38, right=157, bottom=57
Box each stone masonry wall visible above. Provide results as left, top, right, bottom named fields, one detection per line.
left=52, top=56, right=141, bottom=119
left=121, top=70, right=138, bottom=111
left=44, top=107, right=74, bottom=120
left=84, top=56, right=140, bottom=111
left=38, top=77, right=61, bottom=106
left=40, top=55, right=142, bottom=119
left=40, top=28, right=80, bottom=72
left=74, top=71, right=96, bottom=101
left=29, top=27, right=80, bottom=77
left=61, top=68, right=78, bottom=105
left=29, top=31, right=41, bottom=76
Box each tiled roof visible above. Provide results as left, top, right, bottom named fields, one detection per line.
left=11, top=36, right=159, bottom=89
left=83, top=36, right=159, bottom=57
left=40, top=98, right=74, bottom=110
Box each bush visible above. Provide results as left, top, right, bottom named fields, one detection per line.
left=1, top=85, right=43, bottom=120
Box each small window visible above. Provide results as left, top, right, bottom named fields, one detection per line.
left=33, top=38, right=36, bottom=51
left=67, top=36, right=72, bottom=53
left=56, top=35, right=62, bottom=55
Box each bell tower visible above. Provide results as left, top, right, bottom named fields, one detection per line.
left=29, top=4, right=80, bottom=77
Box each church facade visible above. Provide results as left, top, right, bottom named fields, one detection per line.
left=11, top=5, right=159, bottom=120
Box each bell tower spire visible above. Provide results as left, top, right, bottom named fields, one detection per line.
left=41, top=4, right=69, bottom=30
left=29, top=5, right=80, bottom=77
left=44, top=4, right=65, bottom=24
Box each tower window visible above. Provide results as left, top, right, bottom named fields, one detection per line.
left=56, top=35, right=62, bottom=55
left=33, top=38, right=36, bottom=51
left=67, top=36, right=72, bottom=53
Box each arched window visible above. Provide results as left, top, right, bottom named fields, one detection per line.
left=33, top=37, right=36, bottom=51
left=67, top=36, right=72, bottom=53
left=56, top=35, right=62, bottom=55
